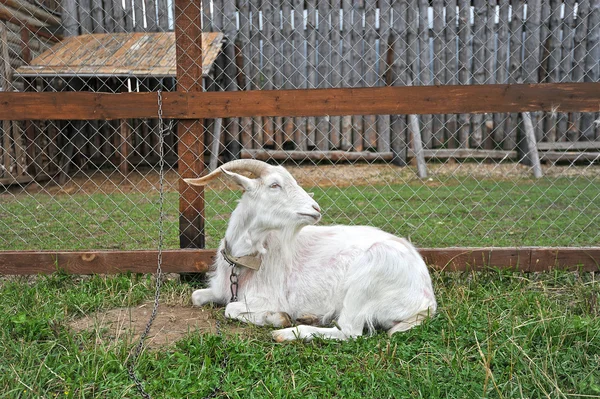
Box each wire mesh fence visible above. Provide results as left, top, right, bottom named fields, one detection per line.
left=1, top=0, right=599, bottom=254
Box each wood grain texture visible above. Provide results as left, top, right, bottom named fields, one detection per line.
left=16, top=32, right=223, bottom=78
left=0, top=250, right=213, bottom=274
left=1, top=248, right=598, bottom=275
left=175, top=0, right=205, bottom=249
left=1, top=82, right=599, bottom=121
left=241, top=149, right=394, bottom=162
left=419, top=247, right=600, bottom=272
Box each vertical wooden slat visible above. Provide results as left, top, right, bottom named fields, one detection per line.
left=494, top=0, right=509, bottom=146
left=582, top=0, right=599, bottom=141
left=175, top=0, right=205, bottom=249
left=537, top=0, right=551, bottom=142
left=306, top=0, right=318, bottom=148
left=133, top=0, right=145, bottom=31
left=292, top=0, right=307, bottom=150
left=202, top=0, right=212, bottom=32
left=483, top=0, right=496, bottom=151
left=539, top=0, right=551, bottom=81
left=316, top=0, right=331, bottom=150
left=282, top=0, right=295, bottom=147
left=238, top=0, right=253, bottom=149
left=102, top=0, right=114, bottom=32
left=523, top=0, right=542, bottom=142
left=445, top=0, right=458, bottom=150
left=571, top=0, right=589, bottom=141
left=417, top=0, right=432, bottom=148
left=91, top=0, right=104, bottom=33
left=351, top=0, right=363, bottom=151
left=558, top=0, right=575, bottom=141
left=471, top=0, right=486, bottom=148
left=390, top=0, right=408, bottom=165
left=457, top=0, right=471, bottom=148
left=545, top=0, right=562, bottom=83
left=212, top=0, right=232, bottom=161
left=262, top=0, right=275, bottom=148
left=80, top=0, right=94, bottom=34
left=1, top=22, right=11, bottom=178
left=330, top=0, right=342, bottom=150
left=146, top=0, right=158, bottom=31
left=363, top=0, right=377, bottom=150
left=505, top=0, right=524, bottom=150
left=272, top=0, right=284, bottom=149
left=251, top=0, right=263, bottom=148
left=340, top=0, right=353, bottom=149
left=431, top=0, right=446, bottom=148
left=543, top=0, right=562, bottom=142
left=430, top=0, right=444, bottom=149
left=20, top=28, right=31, bottom=64
left=124, top=0, right=134, bottom=31
left=119, top=118, right=131, bottom=175
left=112, top=0, right=126, bottom=32
left=62, top=0, right=80, bottom=36
left=157, top=0, right=170, bottom=30
left=377, top=0, right=391, bottom=153
left=326, top=0, right=348, bottom=150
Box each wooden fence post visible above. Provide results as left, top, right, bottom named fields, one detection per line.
left=175, top=0, right=206, bottom=249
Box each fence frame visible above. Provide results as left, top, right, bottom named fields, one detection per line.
left=1, top=0, right=599, bottom=275
left=1, top=83, right=600, bottom=121
left=1, top=248, right=599, bottom=274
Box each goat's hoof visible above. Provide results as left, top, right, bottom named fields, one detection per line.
left=191, top=289, right=211, bottom=307
left=266, top=312, right=292, bottom=328
left=296, top=314, right=319, bottom=325
left=272, top=327, right=299, bottom=342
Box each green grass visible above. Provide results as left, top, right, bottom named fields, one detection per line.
left=1, top=175, right=600, bottom=397
left=1, top=176, right=599, bottom=250
left=1, top=270, right=599, bottom=398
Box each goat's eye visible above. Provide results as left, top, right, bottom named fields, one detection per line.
left=269, top=182, right=281, bottom=189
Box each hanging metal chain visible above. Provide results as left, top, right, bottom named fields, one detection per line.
left=126, top=90, right=228, bottom=399
left=127, top=90, right=166, bottom=399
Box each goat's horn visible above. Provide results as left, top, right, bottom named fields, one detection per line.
left=183, top=159, right=272, bottom=186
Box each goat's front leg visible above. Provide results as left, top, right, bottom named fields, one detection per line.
left=225, top=301, right=292, bottom=327
left=191, top=288, right=222, bottom=307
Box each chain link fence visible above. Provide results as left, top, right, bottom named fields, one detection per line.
left=1, top=0, right=599, bottom=254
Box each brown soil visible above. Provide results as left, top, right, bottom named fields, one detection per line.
left=69, top=304, right=244, bottom=348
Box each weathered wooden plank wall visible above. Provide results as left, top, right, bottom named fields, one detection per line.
left=4, top=0, right=600, bottom=184
left=223, top=0, right=600, bottom=158
left=0, top=0, right=61, bottom=182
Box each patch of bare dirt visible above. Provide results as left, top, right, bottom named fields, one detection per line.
left=69, top=304, right=243, bottom=348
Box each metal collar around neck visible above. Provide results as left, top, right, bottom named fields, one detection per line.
left=221, top=240, right=262, bottom=270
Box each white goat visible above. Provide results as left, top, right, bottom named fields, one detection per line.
left=186, top=160, right=436, bottom=341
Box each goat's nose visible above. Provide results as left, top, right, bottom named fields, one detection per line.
left=312, top=204, right=321, bottom=213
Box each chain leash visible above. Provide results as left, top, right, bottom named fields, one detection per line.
left=127, top=90, right=166, bottom=399
left=127, top=90, right=228, bottom=399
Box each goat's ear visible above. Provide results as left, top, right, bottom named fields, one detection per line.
left=222, top=169, right=257, bottom=191
left=307, top=192, right=315, bottom=198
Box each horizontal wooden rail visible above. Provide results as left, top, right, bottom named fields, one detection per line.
left=1, top=82, right=599, bottom=121
left=1, top=247, right=598, bottom=275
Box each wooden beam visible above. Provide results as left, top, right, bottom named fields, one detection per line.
left=175, top=0, right=205, bottom=249
left=0, top=250, right=214, bottom=275
left=539, top=151, right=600, bottom=162
left=1, top=247, right=598, bottom=275
left=241, top=149, right=394, bottom=162
left=408, top=149, right=518, bottom=160
left=1, top=82, right=600, bottom=121
left=537, top=141, right=600, bottom=151
left=420, top=247, right=600, bottom=272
